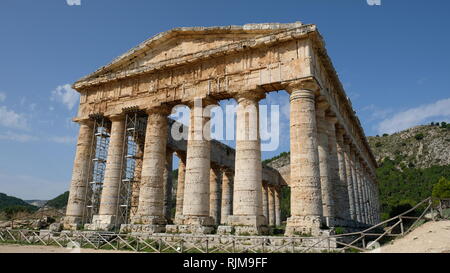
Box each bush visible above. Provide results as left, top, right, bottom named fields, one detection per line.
left=432, top=177, right=450, bottom=199
left=383, top=133, right=389, bottom=137
left=414, top=133, right=425, bottom=141
left=375, top=142, right=382, bottom=148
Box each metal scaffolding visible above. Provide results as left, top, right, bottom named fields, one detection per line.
left=115, top=109, right=147, bottom=227
left=82, top=114, right=111, bottom=225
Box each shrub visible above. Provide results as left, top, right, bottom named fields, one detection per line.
left=414, top=133, right=424, bottom=141
left=383, top=133, right=389, bottom=137
left=375, top=142, right=382, bottom=148
left=432, top=177, right=450, bottom=199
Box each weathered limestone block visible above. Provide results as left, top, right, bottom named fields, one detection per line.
left=130, top=109, right=169, bottom=232
left=64, top=120, right=94, bottom=230
left=286, top=88, right=323, bottom=236
left=87, top=116, right=125, bottom=231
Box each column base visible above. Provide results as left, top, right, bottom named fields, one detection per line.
left=120, top=224, right=166, bottom=234
left=62, top=216, right=83, bottom=230
left=285, top=216, right=325, bottom=237
left=169, top=215, right=215, bottom=234
left=226, top=215, right=269, bottom=236
left=131, top=215, right=167, bottom=226
left=84, top=215, right=117, bottom=231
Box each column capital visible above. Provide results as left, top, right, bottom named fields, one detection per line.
left=315, top=99, right=330, bottom=117
left=235, top=91, right=266, bottom=103
left=75, top=118, right=95, bottom=127
left=144, top=105, right=172, bottom=116
left=284, top=79, right=320, bottom=94
left=325, top=115, right=338, bottom=125
left=108, top=113, right=126, bottom=122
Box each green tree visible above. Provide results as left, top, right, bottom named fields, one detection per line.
left=432, top=177, right=450, bottom=199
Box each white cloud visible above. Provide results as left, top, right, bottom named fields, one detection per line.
left=51, top=84, right=79, bottom=110
left=0, top=131, right=38, bottom=142
left=0, top=92, right=6, bottom=102
left=377, top=98, right=450, bottom=134
left=0, top=105, right=28, bottom=130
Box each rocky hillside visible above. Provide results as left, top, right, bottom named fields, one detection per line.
left=367, top=123, right=450, bottom=168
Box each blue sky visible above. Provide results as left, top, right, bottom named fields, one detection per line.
left=0, top=0, right=449, bottom=200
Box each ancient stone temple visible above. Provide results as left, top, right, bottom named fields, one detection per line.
left=63, top=22, right=380, bottom=236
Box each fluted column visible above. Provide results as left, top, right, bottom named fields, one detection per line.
left=355, top=157, right=365, bottom=224
left=335, top=128, right=351, bottom=223
left=274, top=187, right=281, bottom=227
left=350, top=148, right=362, bottom=223
left=286, top=87, right=323, bottom=236
left=268, top=186, right=276, bottom=227
left=91, top=115, right=125, bottom=230
left=316, top=102, right=334, bottom=224
left=210, top=165, right=222, bottom=226
left=228, top=93, right=265, bottom=235
left=175, top=152, right=186, bottom=219
left=131, top=108, right=169, bottom=232
left=64, top=119, right=95, bottom=230
left=262, top=183, right=269, bottom=226
left=325, top=116, right=340, bottom=226
left=177, top=99, right=215, bottom=232
left=163, top=149, right=173, bottom=222
left=343, top=137, right=356, bottom=221
left=220, top=169, right=233, bottom=225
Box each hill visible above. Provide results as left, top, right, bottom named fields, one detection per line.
left=25, top=200, right=48, bottom=208
left=0, top=193, right=38, bottom=216
left=264, top=122, right=450, bottom=222
left=44, top=192, right=69, bottom=209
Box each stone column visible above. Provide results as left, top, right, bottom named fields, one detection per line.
left=174, top=152, right=186, bottom=219
left=210, top=165, right=222, bottom=226
left=316, top=102, right=335, bottom=225
left=64, top=119, right=94, bottom=230
left=325, top=116, right=340, bottom=226
left=130, top=108, right=169, bottom=233
left=343, top=137, right=356, bottom=221
left=176, top=99, right=215, bottom=233
left=285, top=87, right=323, bottom=236
left=335, top=128, right=351, bottom=223
left=363, top=169, right=371, bottom=224
left=355, top=157, right=365, bottom=224
left=227, top=93, right=266, bottom=235
left=90, top=115, right=125, bottom=230
left=275, top=187, right=281, bottom=227
left=350, top=148, right=362, bottom=223
left=220, top=169, right=233, bottom=225
left=268, top=186, right=276, bottom=227
left=163, top=149, right=173, bottom=222
left=262, top=183, right=269, bottom=226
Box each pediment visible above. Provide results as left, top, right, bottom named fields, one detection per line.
left=75, top=22, right=304, bottom=88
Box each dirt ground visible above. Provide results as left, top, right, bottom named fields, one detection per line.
left=368, top=220, right=450, bottom=253
left=0, top=243, right=132, bottom=253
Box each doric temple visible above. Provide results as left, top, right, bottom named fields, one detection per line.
left=63, top=22, right=380, bottom=236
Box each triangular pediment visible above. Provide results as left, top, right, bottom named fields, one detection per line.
left=75, top=22, right=304, bottom=87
